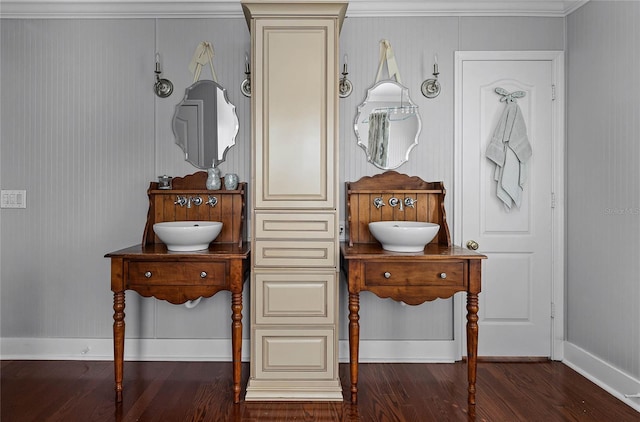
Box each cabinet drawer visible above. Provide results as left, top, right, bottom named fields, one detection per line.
left=254, top=272, right=336, bottom=324
left=254, top=240, right=336, bottom=267
left=255, top=213, right=335, bottom=239
left=364, top=261, right=464, bottom=287
left=254, top=328, right=335, bottom=380
left=127, top=261, right=227, bottom=286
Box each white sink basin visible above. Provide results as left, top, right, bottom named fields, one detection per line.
left=368, top=221, right=440, bottom=253
left=153, top=221, right=223, bottom=252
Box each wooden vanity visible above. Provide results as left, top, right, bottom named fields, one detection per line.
left=340, top=171, right=486, bottom=407
left=105, top=172, right=250, bottom=404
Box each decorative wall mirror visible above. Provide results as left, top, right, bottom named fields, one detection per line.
left=172, top=80, right=239, bottom=169
left=354, top=80, right=421, bottom=169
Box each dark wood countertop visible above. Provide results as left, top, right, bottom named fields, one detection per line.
left=340, top=242, right=486, bottom=260
left=106, top=243, right=250, bottom=259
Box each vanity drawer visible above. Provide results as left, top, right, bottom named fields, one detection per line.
left=254, top=271, right=336, bottom=324
left=253, top=328, right=336, bottom=380
left=127, top=261, right=227, bottom=286
left=255, top=212, right=335, bottom=239
left=364, top=261, right=464, bottom=287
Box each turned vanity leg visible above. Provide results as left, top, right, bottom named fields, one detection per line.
left=113, top=291, right=125, bottom=402
left=231, top=291, right=243, bottom=403
left=466, top=292, right=479, bottom=407
left=348, top=292, right=360, bottom=404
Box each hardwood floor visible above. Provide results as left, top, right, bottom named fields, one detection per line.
left=1, top=360, right=638, bottom=421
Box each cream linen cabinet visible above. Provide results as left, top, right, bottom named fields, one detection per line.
left=242, top=0, right=347, bottom=401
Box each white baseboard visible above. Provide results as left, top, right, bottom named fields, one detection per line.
left=339, top=339, right=458, bottom=363
left=563, top=341, right=640, bottom=412
left=1, top=337, right=458, bottom=363
left=0, top=337, right=249, bottom=361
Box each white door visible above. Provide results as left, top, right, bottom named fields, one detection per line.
left=455, top=52, right=563, bottom=357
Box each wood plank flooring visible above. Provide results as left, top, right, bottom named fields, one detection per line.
left=1, top=360, right=638, bottom=421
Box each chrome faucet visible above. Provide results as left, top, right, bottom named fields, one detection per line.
left=206, top=195, right=218, bottom=207
left=174, top=195, right=204, bottom=208
left=389, top=197, right=403, bottom=211
left=186, top=196, right=203, bottom=208
left=373, top=197, right=386, bottom=209
left=404, top=197, right=417, bottom=208
left=174, top=195, right=188, bottom=207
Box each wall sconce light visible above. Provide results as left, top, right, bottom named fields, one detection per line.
left=421, top=54, right=440, bottom=99
left=241, top=52, right=251, bottom=97
left=154, top=52, right=174, bottom=98
left=339, top=54, right=353, bottom=98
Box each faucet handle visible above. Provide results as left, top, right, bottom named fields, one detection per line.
left=404, top=197, right=417, bottom=208
left=206, top=195, right=218, bottom=207
left=174, top=195, right=188, bottom=207
left=373, top=197, right=385, bottom=209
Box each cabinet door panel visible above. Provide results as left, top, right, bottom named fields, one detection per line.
left=254, top=328, right=335, bottom=379
left=254, top=19, right=336, bottom=209
left=255, top=271, right=336, bottom=324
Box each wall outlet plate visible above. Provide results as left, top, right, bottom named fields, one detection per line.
left=1, top=190, right=27, bottom=208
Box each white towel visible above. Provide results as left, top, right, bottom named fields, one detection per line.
left=495, top=147, right=524, bottom=209
left=486, top=101, right=532, bottom=210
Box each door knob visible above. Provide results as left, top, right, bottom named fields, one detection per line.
left=466, top=240, right=479, bottom=250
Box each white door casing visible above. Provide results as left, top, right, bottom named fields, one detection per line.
left=454, top=51, right=565, bottom=359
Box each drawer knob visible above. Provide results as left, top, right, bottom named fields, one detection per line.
left=384, top=272, right=391, bottom=279
left=200, top=271, right=208, bottom=278
left=439, top=272, right=447, bottom=279
left=144, top=271, right=152, bottom=278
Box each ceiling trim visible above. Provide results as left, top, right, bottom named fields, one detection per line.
left=0, top=0, right=589, bottom=19
left=346, top=1, right=588, bottom=18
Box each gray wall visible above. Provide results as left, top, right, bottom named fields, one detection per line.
left=566, top=1, right=640, bottom=380
left=1, top=16, right=563, bottom=350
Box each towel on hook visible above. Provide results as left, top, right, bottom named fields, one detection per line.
left=486, top=100, right=532, bottom=209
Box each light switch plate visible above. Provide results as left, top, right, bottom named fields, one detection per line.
left=1, top=190, right=27, bottom=208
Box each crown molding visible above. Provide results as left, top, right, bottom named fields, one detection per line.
left=0, top=0, right=243, bottom=18
left=346, top=1, right=589, bottom=18
left=0, top=0, right=589, bottom=19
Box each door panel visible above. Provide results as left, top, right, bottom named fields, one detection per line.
left=482, top=253, right=532, bottom=321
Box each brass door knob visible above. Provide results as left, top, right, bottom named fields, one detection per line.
left=466, top=240, right=479, bottom=250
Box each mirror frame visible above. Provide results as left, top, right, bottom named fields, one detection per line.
left=172, top=80, right=239, bottom=169
left=354, top=80, right=421, bottom=170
